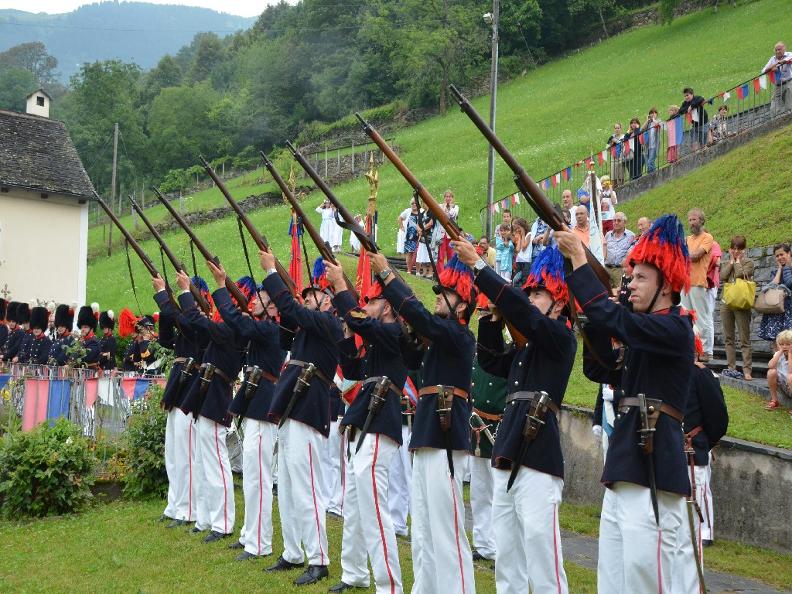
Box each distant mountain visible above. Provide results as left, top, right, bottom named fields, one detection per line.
left=0, top=2, right=256, bottom=82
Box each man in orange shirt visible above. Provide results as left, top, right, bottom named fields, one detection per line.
left=572, top=206, right=591, bottom=247
left=681, top=208, right=714, bottom=360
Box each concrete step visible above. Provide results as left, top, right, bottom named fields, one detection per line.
left=705, top=357, right=768, bottom=378
left=712, top=345, right=773, bottom=364
left=718, top=374, right=772, bottom=400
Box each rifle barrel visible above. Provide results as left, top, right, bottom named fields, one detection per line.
left=152, top=188, right=249, bottom=310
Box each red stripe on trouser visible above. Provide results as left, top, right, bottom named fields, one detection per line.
left=553, top=504, right=562, bottom=594
left=340, top=433, right=346, bottom=513
left=450, top=472, right=466, bottom=594
left=371, top=435, right=396, bottom=593
left=258, top=433, right=263, bottom=555
left=656, top=529, right=663, bottom=594
left=188, top=421, right=193, bottom=522
left=214, top=423, right=229, bottom=534
left=308, top=442, right=326, bottom=565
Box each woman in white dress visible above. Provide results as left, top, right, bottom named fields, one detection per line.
left=397, top=203, right=412, bottom=254
left=329, top=206, right=343, bottom=252
left=316, top=201, right=335, bottom=247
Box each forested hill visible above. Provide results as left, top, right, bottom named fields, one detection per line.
left=0, top=2, right=255, bottom=81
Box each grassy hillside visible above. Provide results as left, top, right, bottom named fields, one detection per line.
left=87, top=0, right=792, bottom=313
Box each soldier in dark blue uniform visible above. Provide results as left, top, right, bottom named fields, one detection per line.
left=97, top=311, right=117, bottom=371
left=368, top=249, right=477, bottom=594
left=1, top=302, right=24, bottom=363
left=205, top=260, right=287, bottom=561
left=122, top=316, right=156, bottom=372
left=174, top=269, right=246, bottom=543
left=19, top=306, right=52, bottom=365
left=259, top=250, right=343, bottom=587
left=556, top=214, right=694, bottom=593
left=453, top=240, right=576, bottom=593
left=76, top=306, right=101, bottom=368
left=324, top=261, right=407, bottom=593
left=48, top=304, right=75, bottom=366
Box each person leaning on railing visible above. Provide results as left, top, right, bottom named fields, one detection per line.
left=719, top=235, right=755, bottom=381
left=606, top=122, right=626, bottom=187
left=641, top=108, right=662, bottom=173
left=762, top=41, right=792, bottom=116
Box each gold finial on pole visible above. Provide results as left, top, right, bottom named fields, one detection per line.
left=364, top=152, right=379, bottom=219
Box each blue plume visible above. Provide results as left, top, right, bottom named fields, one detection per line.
left=650, top=214, right=689, bottom=258
left=236, top=276, right=257, bottom=297
left=312, top=257, right=326, bottom=284
left=191, top=276, right=209, bottom=293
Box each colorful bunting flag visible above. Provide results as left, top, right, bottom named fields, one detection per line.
left=666, top=116, right=684, bottom=148
left=598, top=151, right=607, bottom=166
left=550, top=174, right=559, bottom=188
left=736, top=83, right=750, bottom=100
left=769, top=70, right=777, bottom=85
left=722, top=91, right=731, bottom=102
left=511, top=193, right=520, bottom=205
left=22, top=378, right=49, bottom=431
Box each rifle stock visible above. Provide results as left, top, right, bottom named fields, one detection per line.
left=198, top=156, right=296, bottom=296
left=447, top=84, right=613, bottom=292
left=129, top=197, right=211, bottom=314
left=152, top=188, right=249, bottom=310
left=260, top=151, right=358, bottom=299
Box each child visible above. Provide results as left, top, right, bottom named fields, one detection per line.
left=766, top=329, right=792, bottom=413
left=709, top=105, right=730, bottom=144
left=495, top=223, right=514, bottom=282
left=667, top=105, right=680, bottom=164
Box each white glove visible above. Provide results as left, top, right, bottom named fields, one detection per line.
left=592, top=425, right=603, bottom=439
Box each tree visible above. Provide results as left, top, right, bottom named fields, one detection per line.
left=568, top=0, right=618, bottom=38
left=140, top=55, right=183, bottom=105
left=186, top=33, right=225, bottom=84
left=0, top=42, right=59, bottom=85
left=0, top=68, right=38, bottom=111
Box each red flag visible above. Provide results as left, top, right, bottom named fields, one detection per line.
left=610, top=145, right=617, bottom=158
left=585, top=158, right=593, bottom=169
left=598, top=151, right=606, bottom=166
left=753, top=77, right=762, bottom=94
left=769, top=70, right=777, bottom=85
left=288, top=213, right=303, bottom=295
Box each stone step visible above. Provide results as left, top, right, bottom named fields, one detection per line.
left=711, top=345, right=773, bottom=363
left=718, top=374, right=773, bottom=401
left=706, top=357, right=769, bottom=378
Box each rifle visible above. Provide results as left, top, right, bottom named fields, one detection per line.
left=198, top=156, right=296, bottom=296
left=153, top=188, right=249, bottom=310
left=129, top=196, right=212, bottom=315
left=447, top=84, right=613, bottom=291
left=260, top=151, right=358, bottom=298
left=94, top=193, right=179, bottom=310
left=355, top=114, right=528, bottom=347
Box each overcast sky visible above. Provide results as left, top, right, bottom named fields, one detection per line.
left=0, top=1, right=292, bottom=18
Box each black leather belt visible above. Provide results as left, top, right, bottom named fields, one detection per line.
left=244, top=365, right=278, bottom=384
left=287, top=359, right=334, bottom=389
left=619, top=397, right=683, bottom=423
left=361, top=376, right=402, bottom=398
left=506, top=390, right=560, bottom=414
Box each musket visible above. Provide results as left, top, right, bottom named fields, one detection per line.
left=198, top=156, right=296, bottom=295
left=260, top=151, right=358, bottom=298
left=447, top=84, right=613, bottom=291
left=94, top=193, right=179, bottom=310
left=129, top=196, right=212, bottom=315
left=153, top=188, right=249, bottom=310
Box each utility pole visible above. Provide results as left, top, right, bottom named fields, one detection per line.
left=107, top=122, right=119, bottom=257
left=485, top=0, right=500, bottom=240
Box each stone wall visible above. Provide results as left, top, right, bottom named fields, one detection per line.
left=559, top=405, right=792, bottom=552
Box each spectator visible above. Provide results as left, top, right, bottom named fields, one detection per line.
left=511, top=217, right=532, bottom=286
left=606, top=123, right=626, bottom=186
left=478, top=236, right=496, bottom=268
left=679, top=87, right=709, bottom=151
left=758, top=243, right=792, bottom=345
left=402, top=198, right=421, bottom=274
left=603, top=212, right=636, bottom=292
left=599, top=176, right=618, bottom=234
left=415, top=210, right=435, bottom=277
left=316, top=199, right=336, bottom=247
left=572, top=206, right=591, bottom=247
left=435, top=189, right=459, bottom=273
left=624, top=117, right=644, bottom=180
left=667, top=105, right=680, bottom=164
left=349, top=214, right=363, bottom=254
left=708, top=105, right=730, bottom=144
left=642, top=107, right=662, bottom=173
left=502, top=209, right=512, bottom=228
left=495, top=223, right=514, bottom=281
left=396, top=201, right=413, bottom=254
left=561, top=189, right=576, bottom=223
left=766, top=329, right=792, bottom=413
left=637, top=216, right=652, bottom=236
left=720, top=236, right=755, bottom=381
left=705, top=238, right=723, bottom=356
left=681, top=208, right=715, bottom=361
left=529, top=215, right=551, bottom=258
left=761, top=41, right=792, bottom=116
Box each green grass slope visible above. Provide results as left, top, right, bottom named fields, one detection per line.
left=620, top=121, right=792, bottom=246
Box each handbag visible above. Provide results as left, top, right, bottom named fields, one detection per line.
left=723, top=277, right=756, bottom=310
left=754, top=284, right=788, bottom=315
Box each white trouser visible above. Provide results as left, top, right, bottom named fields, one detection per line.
left=237, top=418, right=276, bottom=555
left=411, top=448, right=475, bottom=594
left=469, top=456, right=496, bottom=560
left=326, top=418, right=344, bottom=515
left=700, top=462, right=714, bottom=541
left=493, top=467, right=567, bottom=594
left=388, top=424, right=412, bottom=536
left=163, top=408, right=196, bottom=521
left=681, top=287, right=713, bottom=355
left=672, top=496, right=705, bottom=594
left=277, top=419, right=330, bottom=566
left=597, top=481, right=686, bottom=594
left=194, top=416, right=235, bottom=534
left=706, top=288, right=717, bottom=354
left=340, top=432, right=403, bottom=593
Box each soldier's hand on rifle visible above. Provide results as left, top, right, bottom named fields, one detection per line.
left=206, top=260, right=227, bottom=288
left=324, top=261, right=346, bottom=293
left=449, top=239, right=480, bottom=267
left=555, top=231, right=587, bottom=269
left=258, top=248, right=275, bottom=272
left=152, top=274, right=166, bottom=293
left=175, top=270, right=191, bottom=292
left=367, top=251, right=388, bottom=274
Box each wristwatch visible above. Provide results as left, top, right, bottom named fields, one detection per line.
left=265, top=267, right=277, bottom=278
left=377, top=268, right=393, bottom=282
left=473, top=259, right=488, bottom=275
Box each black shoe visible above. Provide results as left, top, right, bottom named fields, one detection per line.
left=328, top=582, right=364, bottom=592
left=472, top=550, right=492, bottom=562
left=228, top=541, right=244, bottom=550
left=188, top=526, right=205, bottom=534
left=295, top=565, right=329, bottom=586
left=266, top=556, right=305, bottom=572
left=702, top=539, right=714, bottom=548
left=158, top=514, right=171, bottom=523
left=166, top=519, right=187, bottom=528
left=235, top=551, right=267, bottom=561
left=203, top=530, right=231, bottom=543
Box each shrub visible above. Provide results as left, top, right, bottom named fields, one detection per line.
left=121, top=384, right=168, bottom=499
left=0, top=418, right=96, bottom=518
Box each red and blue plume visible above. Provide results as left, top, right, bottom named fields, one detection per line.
left=438, top=253, right=477, bottom=304
left=523, top=245, right=569, bottom=304
left=626, top=214, right=690, bottom=294
left=312, top=257, right=331, bottom=291
left=191, top=276, right=209, bottom=296
left=236, top=276, right=257, bottom=300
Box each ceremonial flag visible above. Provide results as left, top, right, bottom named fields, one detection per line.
left=46, top=379, right=71, bottom=424
left=736, top=83, right=750, bottom=100
left=22, top=378, right=49, bottom=431
left=403, top=376, right=418, bottom=408
left=133, top=379, right=152, bottom=400
left=121, top=377, right=137, bottom=400
left=288, top=215, right=303, bottom=295
left=667, top=116, right=684, bottom=148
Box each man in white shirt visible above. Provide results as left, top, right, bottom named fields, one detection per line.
left=762, top=41, right=792, bottom=115
left=603, top=212, right=636, bottom=292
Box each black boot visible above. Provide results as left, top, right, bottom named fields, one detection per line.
left=265, top=556, right=305, bottom=572
left=235, top=551, right=267, bottom=561
left=228, top=541, right=244, bottom=550
left=328, top=581, right=364, bottom=592
left=295, top=565, right=329, bottom=586
left=166, top=519, right=187, bottom=529
left=203, top=530, right=230, bottom=543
